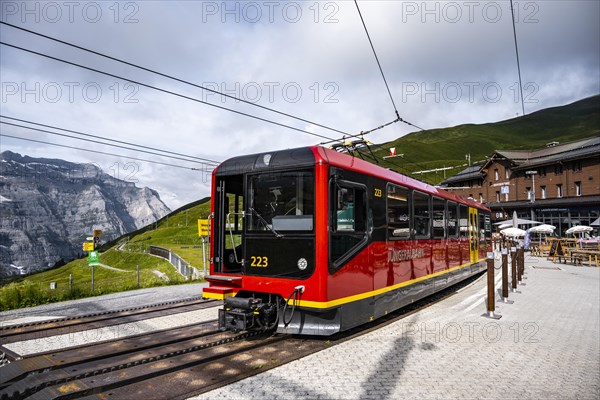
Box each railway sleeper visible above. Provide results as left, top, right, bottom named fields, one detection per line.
left=0, top=329, right=256, bottom=400
left=18, top=332, right=278, bottom=400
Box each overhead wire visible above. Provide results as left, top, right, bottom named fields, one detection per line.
left=0, top=134, right=203, bottom=171
left=0, top=22, right=348, bottom=138
left=323, top=1, right=426, bottom=155
left=509, top=0, right=526, bottom=116
left=0, top=120, right=219, bottom=167
left=351, top=1, right=425, bottom=135
left=353, top=0, right=398, bottom=116
left=0, top=41, right=337, bottom=142
left=0, top=116, right=219, bottom=165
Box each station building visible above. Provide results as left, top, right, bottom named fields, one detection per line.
left=439, top=137, right=600, bottom=236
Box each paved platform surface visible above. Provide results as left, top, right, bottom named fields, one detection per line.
left=193, top=255, right=600, bottom=400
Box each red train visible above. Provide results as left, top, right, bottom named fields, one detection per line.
left=203, top=146, right=492, bottom=335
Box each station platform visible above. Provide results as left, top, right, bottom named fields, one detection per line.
left=193, top=255, right=600, bottom=400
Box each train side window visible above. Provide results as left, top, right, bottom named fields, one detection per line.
left=387, top=183, right=410, bottom=240
left=432, top=196, right=445, bottom=239
left=333, top=186, right=366, bottom=232
left=479, top=212, right=491, bottom=249
left=447, top=201, right=458, bottom=237
left=330, top=181, right=368, bottom=272
left=459, top=205, right=469, bottom=237
left=413, top=191, right=431, bottom=239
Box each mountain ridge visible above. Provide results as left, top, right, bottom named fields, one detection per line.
left=0, top=151, right=171, bottom=277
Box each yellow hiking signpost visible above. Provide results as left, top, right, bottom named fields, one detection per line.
left=198, top=219, right=209, bottom=237
left=198, top=219, right=210, bottom=276
left=83, top=242, right=95, bottom=252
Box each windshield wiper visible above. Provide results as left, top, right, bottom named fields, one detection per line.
left=249, top=207, right=283, bottom=238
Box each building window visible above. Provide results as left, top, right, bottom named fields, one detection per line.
left=504, top=191, right=509, bottom=202
left=575, top=181, right=582, bottom=196
left=541, top=185, right=546, bottom=199
left=505, top=168, right=511, bottom=179
left=494, top=169, right=499, bottom=181
left=526, top=187, right=532, bottom=201
left=573, top=161, right=582, bottom=172
left=557, top=184, right=563, bottom=198
left=495, top=191, right=500, bottom=202
left=555, top=164, right=563, bottom=175
left=479, top=193, right=483, bottom=203
left=539, top=167, right=546, bottom=177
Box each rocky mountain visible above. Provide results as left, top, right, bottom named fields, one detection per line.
left=0, top=151, right=171, bottom=277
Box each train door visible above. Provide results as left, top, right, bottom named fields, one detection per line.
left=213, top=176, right=245, bottom=274
left=468, top=207, right=479, bottom=264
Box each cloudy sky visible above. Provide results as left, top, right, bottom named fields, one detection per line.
left=1, top=0, right=598, bottom=209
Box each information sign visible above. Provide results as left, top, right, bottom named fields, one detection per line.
left=88, top=251, right=99, bottom=266
left=198, top=219, right=210, bottom=237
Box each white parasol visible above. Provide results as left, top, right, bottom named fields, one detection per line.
left=565, top=226, right=593, bottom=235
left=494, top=211, right=541, bottom=228
left=500, top=227, right=526, bottom=237
left=529, top=224, right=556, bottom=234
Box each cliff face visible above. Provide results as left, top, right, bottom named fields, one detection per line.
left=0, top=151, right=171, bottom=276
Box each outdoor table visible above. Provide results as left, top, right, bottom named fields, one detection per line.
left=569, top=249, right=600, bottom=267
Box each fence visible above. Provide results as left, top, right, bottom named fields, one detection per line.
left=149, top=246, right=203, bottom=279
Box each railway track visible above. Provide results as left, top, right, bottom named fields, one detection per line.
left=0, top=297, right=217, bottom=346
left=0, top=272, right=484, bottom=399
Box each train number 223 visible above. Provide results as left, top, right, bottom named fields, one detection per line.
left=250, top=256, right=269, bottom=267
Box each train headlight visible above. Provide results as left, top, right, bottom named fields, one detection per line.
left=297, top=258, right=308, bottom=270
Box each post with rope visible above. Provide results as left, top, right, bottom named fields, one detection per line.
left=517, top=245, right=526, bottom=286
left=519, top=247, right=527, bottom=285
left=483, top=252, right=501, bottom=319
left=500, top=249, right=514, bottom=304
left=511, top=247, right=519, bottom=293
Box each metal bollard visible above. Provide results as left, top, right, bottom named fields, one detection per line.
left=511, top=247, right=518, bottom=293
left=520, top=247, right=527, bottom=280
left=500, top=249, right=514, bottom=304
left=483, top=252, right=502, bottom=319
left=518, top=246, right=526, bottom=286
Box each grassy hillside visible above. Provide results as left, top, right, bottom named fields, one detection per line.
left=373, top=95, right=600, bottom=183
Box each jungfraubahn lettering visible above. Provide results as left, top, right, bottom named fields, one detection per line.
left=387, top=248, right=425, bottom=262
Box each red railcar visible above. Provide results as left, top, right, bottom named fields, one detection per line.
left=204, top=146, right=491, bottom=335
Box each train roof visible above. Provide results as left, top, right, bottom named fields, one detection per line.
left=214, top=146, right=489, bottom=211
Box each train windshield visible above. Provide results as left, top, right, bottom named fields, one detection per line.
left=248, top=171, right=315, bottom=233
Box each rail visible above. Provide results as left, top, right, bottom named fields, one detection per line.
left=149, top=245, right=203, bottom=279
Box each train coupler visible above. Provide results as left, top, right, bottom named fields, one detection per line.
left=218, top=296, right=278, bottom=333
